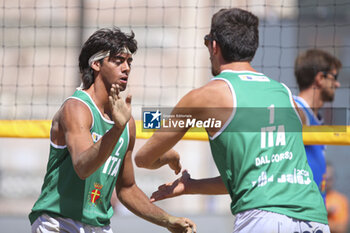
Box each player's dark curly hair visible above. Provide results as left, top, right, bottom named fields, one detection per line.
left=209, top=8, right=259, bottom=62
left=78, top=27, right=137, bottom=89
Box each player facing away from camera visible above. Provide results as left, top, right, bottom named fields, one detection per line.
left=29, top=27, right=196, bottom=233
left=135, top=8, right=329, bottom=233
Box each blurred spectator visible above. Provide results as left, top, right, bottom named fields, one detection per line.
left=294, top=49, right=342, bottom=201
left=326, top=162, right=349, bottom=233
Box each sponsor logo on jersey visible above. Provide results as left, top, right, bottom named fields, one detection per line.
left=239, top=75, right=270, bottom=82
left=92, top=132, right=102, bottom=143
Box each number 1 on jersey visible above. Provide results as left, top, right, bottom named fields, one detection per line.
left=268, top=104, right=274, bottom=124
left=261, top=104, right=286, bottom=149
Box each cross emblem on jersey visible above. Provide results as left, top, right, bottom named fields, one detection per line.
left=91, top=189, right=101, bottom=203
left=90, top=183, right=103, bottom=204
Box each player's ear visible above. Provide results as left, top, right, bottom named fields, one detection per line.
left=314, top=71, right=324, bottom=87
left=212, top=40, right=218, bottom=55
left=91, top=61, right=101, bottom=72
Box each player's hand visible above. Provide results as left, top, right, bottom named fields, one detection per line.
left=109, top=84, right=132, bottom=128
left=164, top=149, right=182, bottom=175
left=166, top=216, right=197, bottom=233
left=151, top=170, right=191, bottom=202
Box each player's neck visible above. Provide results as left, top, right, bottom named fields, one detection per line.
left=220, top=61, right=257, bottom=73
left=85, top=80, right=111, bottom=117
left=298, top=88, right=324, bottom=115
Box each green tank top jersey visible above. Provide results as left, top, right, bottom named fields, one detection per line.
left=29, top=89, right=129, bottom=227
left=209, top=70, right=328, bottom=224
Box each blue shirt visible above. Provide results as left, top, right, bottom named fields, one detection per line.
left=294, top=96, right=326, bottom=201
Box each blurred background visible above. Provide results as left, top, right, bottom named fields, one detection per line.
left=0, top=0, right=349, bottom=232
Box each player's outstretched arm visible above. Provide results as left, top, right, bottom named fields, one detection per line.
left=151, top=170, right=228, bottom=202
left=137, top=148, right=182, bottom=175
left=134, top=130, right=187, bottom=174
left=59, top=84, right=131, bottom=179
left=134, top=89, right=203, bottom=173
left=116, top=118, right=196, bottom=233
left=135, top=82, right=227, bottom=173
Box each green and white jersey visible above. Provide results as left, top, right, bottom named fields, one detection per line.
left=209, top=70, right=328, bottom=224
left=29, top=89, right=129, bottom=227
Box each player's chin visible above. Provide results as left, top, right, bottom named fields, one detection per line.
left=118, top=83, right=127, bottom=91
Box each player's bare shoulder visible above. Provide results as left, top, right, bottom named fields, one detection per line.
left=50, top=98, right=92, bottom=146
left=180, top=79, right=232, bottom=108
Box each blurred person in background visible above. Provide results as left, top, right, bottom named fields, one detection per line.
left=29, top=27, right=196, bottom=233
left=293, top=49, right=342, bottom=201
left=135, top=8, right=329, bottom=233
left=326, top=162, right=349, bottom=233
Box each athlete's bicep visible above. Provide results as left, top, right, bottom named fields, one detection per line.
left=173, top=81, right=233, bottom=137
left=60, top=99, right=93, bottom=160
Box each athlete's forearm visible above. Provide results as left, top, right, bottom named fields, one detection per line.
left=135, top=131, right=185, bottom=169
left=142, top=149, right=179, bottom=170
left=187, top=176, right=228, bottom=195
left=71, top=125, right=126, bottom=179
left=117, top=183, right=173, bottom=228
